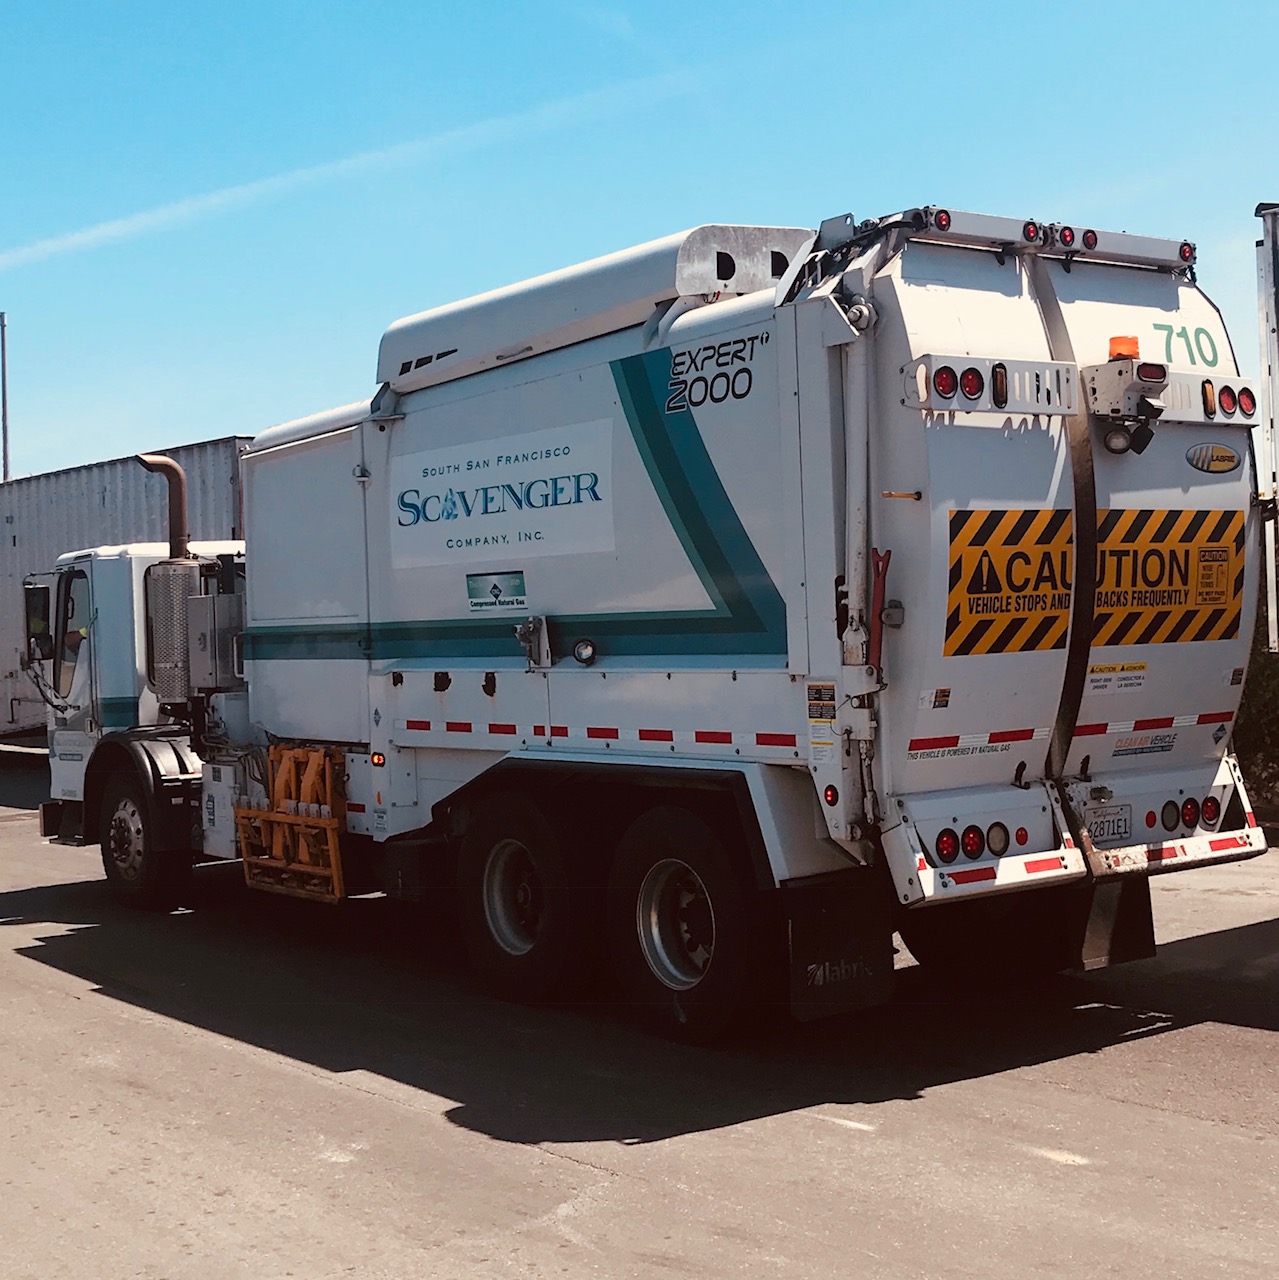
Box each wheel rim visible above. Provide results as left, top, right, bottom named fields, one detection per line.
left=635, top=858, right=715, bottom=991
left=107, top=798, right=146, bottom=882
left=482, top=838, right=544, bottom=957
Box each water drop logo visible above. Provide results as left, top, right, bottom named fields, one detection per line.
left=440, top=489, right=460, bottom=520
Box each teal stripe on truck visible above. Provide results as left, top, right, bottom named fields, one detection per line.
left=244, top=348, right=787, bottom=663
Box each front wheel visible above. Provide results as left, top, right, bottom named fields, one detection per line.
left=606, top=806, right=758, bottom=1042
left=99, top=770, right=191, bottom=909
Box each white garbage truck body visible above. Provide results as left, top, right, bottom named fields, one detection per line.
left=30, top=206, right=1270, bottom=1038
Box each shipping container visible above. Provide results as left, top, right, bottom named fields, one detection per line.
left=1, top=437, right=249, bottom=738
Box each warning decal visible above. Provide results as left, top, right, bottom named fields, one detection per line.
left=945, top=509, right=1074, bottom=656
left=1093, top=509, right=1244, bottom=647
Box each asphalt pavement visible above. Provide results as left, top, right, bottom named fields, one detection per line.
left=1, top=753, right=1275, bottom=1279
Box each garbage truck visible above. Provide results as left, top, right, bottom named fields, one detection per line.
left=25, top=204, right=1274, bottom=1039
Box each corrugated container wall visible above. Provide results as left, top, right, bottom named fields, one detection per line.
left=0, top=437, right=250, bottom=737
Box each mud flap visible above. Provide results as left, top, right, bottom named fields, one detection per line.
left=39, top=800, right=64, bottom=840
left=783, top=868, right=895, bottom=1021
left=1068, top=875, right=1156, bottom=971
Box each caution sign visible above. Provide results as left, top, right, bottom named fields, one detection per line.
left=945, top=509, right=1074, bottom=656
left=1093, top=509, right=1244, bottom=646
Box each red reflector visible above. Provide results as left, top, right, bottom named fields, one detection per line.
left=934, top=209, right=952, bottom=231
left=1180, top=241, right=1195, bottom=262
left=961, top=824, right=985, bottom=858
left=1145, top=810, right=1157, bottom=829
left=960, top=367, right=984, bottom=399
left=1024, top=856, right=1061, bottom=875
left=1023, top=220, right=1039, bottom=242
left=949, top=867, right=997, bottom=885
left=1201, top=795, right=1221, bottom=825
left=935, top=827, right=960, bottom=864
left=933, top=366, right=958, bottom=399
left=1218, top=385, right=1237, bottom=415
left=1239, top=386, right=1256, bottom=416
left=1082, top=229, right=1098, bottom=250
left=1181, top=797, right=1200, bottom=828
left=1059, top=225, right=1075, bottom=247
left=824, top=785, right=839, bottom=806
left=1136, top=362, right=1167, bottom=383
left=1014, top=826, right=1029, bottom=846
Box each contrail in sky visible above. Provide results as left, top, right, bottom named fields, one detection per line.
left=0, top=73, right=693, bottom=273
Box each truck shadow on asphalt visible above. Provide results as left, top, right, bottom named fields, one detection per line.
left=3, top=864, right=1276, bottom=1146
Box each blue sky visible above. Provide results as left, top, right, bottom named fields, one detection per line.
left=2, top=1, right=1277, bottom=475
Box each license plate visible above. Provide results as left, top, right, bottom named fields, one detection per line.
left=1083, top=803, right=1132, bottom=847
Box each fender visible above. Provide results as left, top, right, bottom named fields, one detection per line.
left=83, top=729, right=204, bottom=853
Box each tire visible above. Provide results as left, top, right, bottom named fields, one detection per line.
left=455, top=793, right=574, bottom=1003
left=606, top=805, right=758, bottom=1042
left=99, top=769, right=191, bottom=910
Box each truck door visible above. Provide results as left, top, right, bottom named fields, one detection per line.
left=871, top=242, right=1077, bottom=801
left=1040, top=261, right=1259, bottom=797
left=48, top=562, right=100, bottom=801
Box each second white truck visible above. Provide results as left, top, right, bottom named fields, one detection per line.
left=27, top=203, right=1273, bottom=1038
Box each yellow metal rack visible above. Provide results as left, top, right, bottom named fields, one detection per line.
left=233, top=745, right=347, bottom=902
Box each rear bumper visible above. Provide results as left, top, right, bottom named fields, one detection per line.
left=1062, top=754, right=1267, bottom=877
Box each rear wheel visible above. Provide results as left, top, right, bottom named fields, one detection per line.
left=456, top=794, right=573, bottom=1002
left=606, top=806, right=757, bottom=1042
left=99, top=770, right=191, bottom=909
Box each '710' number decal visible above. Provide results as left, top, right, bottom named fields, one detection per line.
left=1153, top=323, right=1218, bottom=367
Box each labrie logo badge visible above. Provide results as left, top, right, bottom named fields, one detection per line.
left=1186, top=443, right=1241, bottom=474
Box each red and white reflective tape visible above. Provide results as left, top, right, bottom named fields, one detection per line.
left=393, top=720, right=799, bottom=749
left=907, top=726, right=1049, bottom=753
left=1073, top=711, right=1233, bottom=737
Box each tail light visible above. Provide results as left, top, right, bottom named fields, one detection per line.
left=991, top=363, right=1008, bottom=409
left=1160, top=800, right=1180, bottom=832
left=934, top=209, right=952, bottom=231
left=935, top=828, right=960, bottom=863
left=1082, top=229, right=1098, bottom=250
left=961, top=825, right=985, bottom=858
left=1023, top=221, right=1040, bottom=243
left=1218, top=386, right=1237, bottom=416
left=1202, top=380, right=1217, bottom=417
left=1179, top=241, right=1195, bottom=263
left=1058, top=225, right=1076, bottom=248
left=933, top=366, right=958, bottom=399
left=986, top=822, right=1010, bottom=856
left=1201, top=795, right=1221, bottom=826
left=1239, top=386, right=1256, bottom=416
left=1181, top=797, right=1200, bottom=828
left=1136, top=362, right=1167, bottom=382
left=960, top=367, right=984, bottom=399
